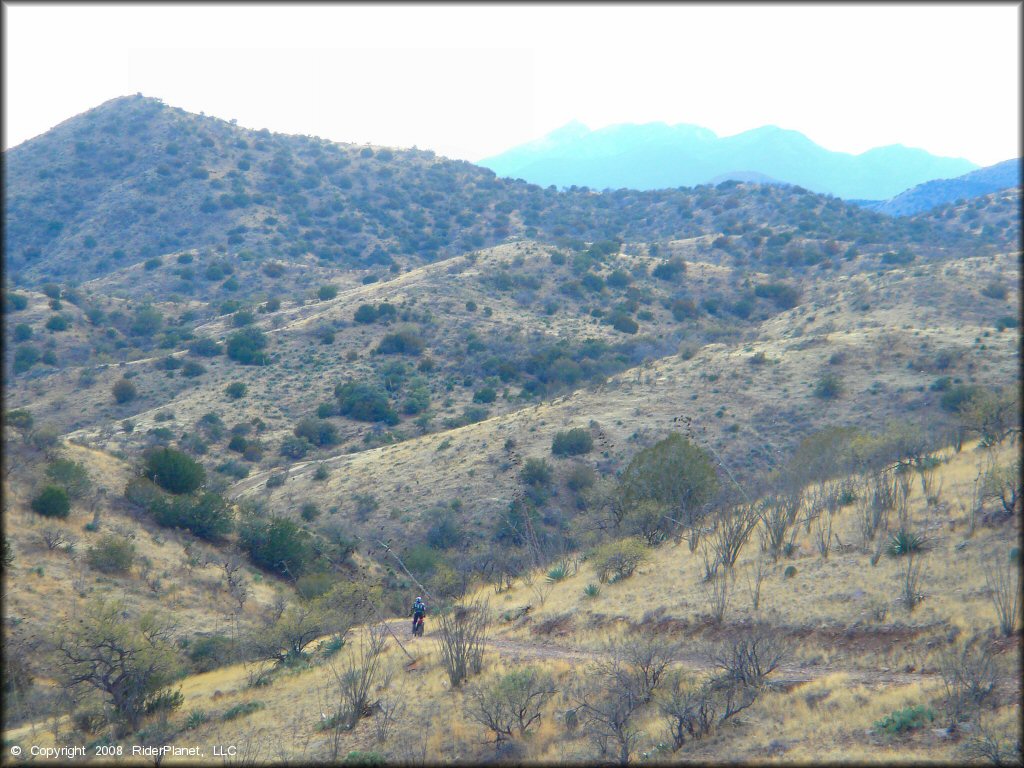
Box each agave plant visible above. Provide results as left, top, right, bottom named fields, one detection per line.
left=888, top=528, right=925, bottom=557
left=546, top=563, right=568, bottom=583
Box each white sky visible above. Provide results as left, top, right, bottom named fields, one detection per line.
left=2, top=3, right=1021, bottom=166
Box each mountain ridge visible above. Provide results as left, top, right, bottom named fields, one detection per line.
left=479, top=120, right=979, bottom=199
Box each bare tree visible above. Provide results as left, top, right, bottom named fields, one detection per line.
left=813, top=506, right=834, bottom=560
left=221, top=553, right=249, bottom=612
left=939, top=635, right=998, bottom=726
left=40, top=527, right=77, bottom=552
left=708, top=625, right=790, bottom=689
left=710, top=503, right=760, bottom=569
left=435, top=597, right=489, bottom=687
left=757, top=492, right=801, bottom=560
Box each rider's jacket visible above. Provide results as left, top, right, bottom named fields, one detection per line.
left=412, top=600, right=425, bottom=617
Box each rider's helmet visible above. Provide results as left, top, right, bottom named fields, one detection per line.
left=416, top=596, right=422, bottom=602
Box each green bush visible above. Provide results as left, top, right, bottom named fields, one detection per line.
left=5, top=292, right=29, bottom=312
left=591, top=538, right=647, bottom=584
left=784, top=565, right=797, bottom=579
left=873, top=705, right=935, bottom=735
left=222, top=701, right=264, bottom=721
left=610, top=313, right=639, bottom=334
left=187, top=635, right=234, bottom=672
left=353, top=304, right=378, bottom=324
left=814, top=372, right=843, bottom=399
left=279, top=435, right=311, bottom=459
left=240, top=517, right=315, bottom=577
left=473, top=387, right=497, bottom=404
left=150, top=492, right=233, bottom=541
left=521, top=458, right=553, bottom=487
left=318, top=285, right=339, bottom=301
left=31, top=485, right=71, bottom=518
left=112, top=378, right=138, bottom=404
left=583, top=583, right=601, bottom=599
left=551, top=428, right=593, bottom=457
left=754, top=282, right=801, bottom=309
left=226, top=327, right=269, bottom=365
left=335, top=381, right=398, bottom=424
left=293, top=418, right=339, bottom=447
left=225, top=382, right=247, bottom=400
left=86, top=535, right=135, bottom=574
left=940, top=384, right=983, bottom=413
left=45, top=314, right=70, bottom=332
left=45, top=459, right=91, bottom=498
left=143, top=447, right=206, bottom=495
left=375, top=330, right=424, bottom=355
left=13, top=345, right=41, bottom=373
left=181, top=361, right=206, bottom=378
left=188, top=337, right=222, bottom=357
left=887, top=529, right=925, bottom=557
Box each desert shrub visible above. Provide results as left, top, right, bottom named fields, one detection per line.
left=426, top=509, right=465, bottom=550
left=335, top=382, right=398, bottom=424
left=226, top=327, right=269, bottom=365
left=112, top=378, right=138, bottom=404
left=465, top=667, right=557, bottom=742
left=610, top=313, right=639, bottom=334
left=887, top=529, right=925, bottom=557
left=620, top=434, right=718, bottom=526
left=318, top=285, right=339, bottom=301
left=279, top=435, right=311, bottom=459
left=591, top=538, right=647, bottom=583
left=473, top=386, right=497, bottom=404
left=354, top=304, right=378, bottom=324
left=294, top=418, right=339, bottom=447
left=13, top=323, right=32, bottom=342
left=45, top=459, right=91, bottom=498
left=13, top=345, right=41, bottom=373
left=521, top=458, right=553, bottom=487
left=5, top=292, right=29, bottom=311
left=240, top=517, right=315, bottom=577
left=31, top=485, right=71, bottom=518
left=873, top=705, right=935, bottom=735
left=187, top=635, right=233, bottom=673
left=566, top=463, right=596, bottom=493
left=783, top=565, right=797, bottom=578
left=994, top=315, right=1018, bottom=331
left=980, top=281, right=1007, bottom=300
left=295, top=572, right=334, bottom=601
left=375, top=329, right=424, bottom=355
left=181, top=360, right=206, bottom=378
left=225, top=382, right=247, bottom=400
left=814, top=372, right=843, bottom=399
left=86, top=535, right=136, bottom=574
left=46, top=314, right=70, bottom=332
left=150, top=492, right=233, bottom=542
left=652, top=258, right=686, bottom=281
left=754, top=282, right=801, bottom=309
left=222, top=701, right=264, bottom=721
left=188, top=337, right=222, bottom=357
left=143, top=447, right=206, bottom=495
left=584, top=583, right=601, bottom=598
left=940, top=384, right=983, bottom=413
left=129, top=305, right=163, bottom=337
left=552, top=428, right=593, bottom=457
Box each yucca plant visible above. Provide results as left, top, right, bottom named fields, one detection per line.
left=888, top=529, right=925, bottom=557
left=546, top=563, right=568, bottom=583
left=583, top=583, right=601, bottom=599
left=185, top=709, right=209, bottom=730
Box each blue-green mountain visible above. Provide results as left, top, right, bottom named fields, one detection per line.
left=478, top=121, right=979, bottom=200
left=857, top=158, right=1021, bottom=216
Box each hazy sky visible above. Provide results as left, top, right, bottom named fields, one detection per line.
left=3, top=4, right=1020, bottom=165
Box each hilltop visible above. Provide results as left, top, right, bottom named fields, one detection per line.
left=858, top=158, right=1022, bottom=217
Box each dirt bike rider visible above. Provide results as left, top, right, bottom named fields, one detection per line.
left=411, top=596, right=426, bottom=634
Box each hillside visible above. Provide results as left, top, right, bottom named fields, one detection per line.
left=3, top=97, right=1012, bottom=294
left=477, top=121, right=979, bottom=200
left=858, top=159, right=1022, bottom=217
left=2, top=96, right=1020, bottom=765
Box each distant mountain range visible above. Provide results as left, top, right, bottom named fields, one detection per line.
left=855, top=158, right=1021, bottom=216
left=478, top=121, right=983, bottom=200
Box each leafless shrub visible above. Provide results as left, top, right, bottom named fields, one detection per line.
left=702, top=570, right=731, bottom=624
left=757, top=493, right=801, bottom=560
left=222, top=554, right=249, bottom=611
left=894, top=469, right=913, bottom=530
left=708, top=624, right=790, bottom=689
left=710, top=503, right=760, bottom=569
left=939, top=635, right=998, bottom=726
left=572, top=661, right=645, bottom=765
left=323, top=623, right=388, bottom=760
left=608, top=631, right=679, bottom=704
left=220, top=728, right=266, bottom=767
left=813, top=507, right=834, bottom=560
left=984, top=552, right=1021, bottom=636
left=898, top=553, right=925, bottom=612
left=959, top=717, right=1022, bottom=766
left=982, top=458, right=1023, bottom=517
left=860, top=472, right=895, bottom=545
left=746, top=557, right=769, bottom=612
left=373, top=694, right=404, bottom=745
left=435, top=597, right=489, bottom=687
left=700, top=542, right=720, bottom=582
left=40, top=527, right=76, bottom=553
left=464, top=667, right=557, bottom=744
left=918, top=459, right=940, bottom=499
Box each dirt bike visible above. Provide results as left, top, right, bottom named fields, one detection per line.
left=412, top=614, right=424, bottom=637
